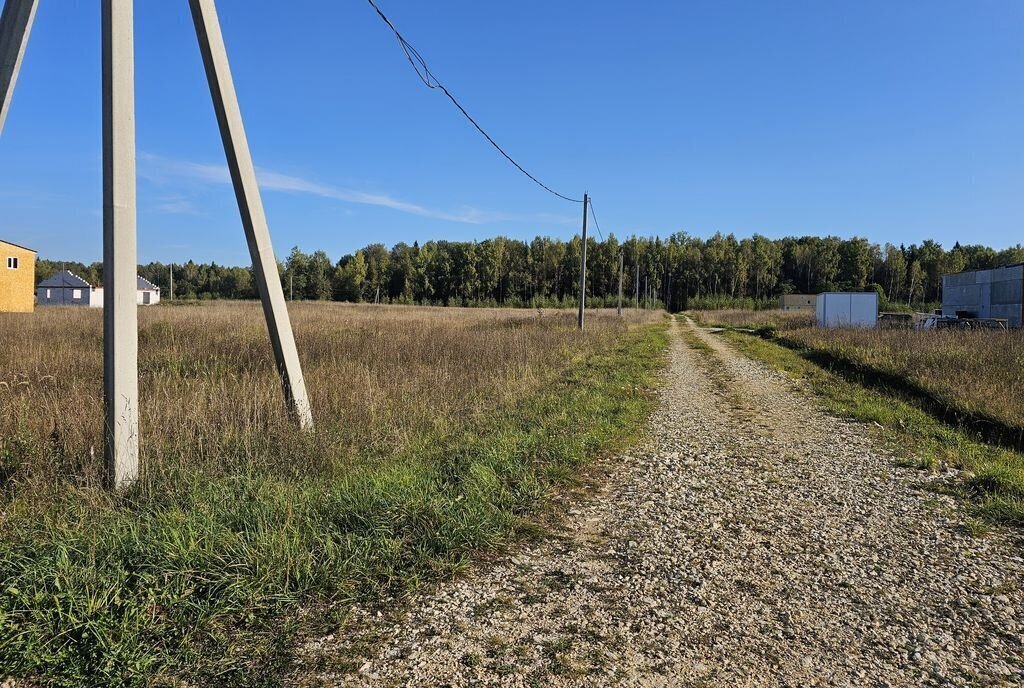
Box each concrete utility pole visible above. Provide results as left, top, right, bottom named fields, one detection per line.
left=635, top=264, right=639, bottom=308
left=2, top=0, right=314, bottom=489
left=102, top=0, right=139, bottom=489
left=577, top=192, right=589, bottom=331
left=169, top=264, right=174, bottom=301
left=617, top=252, right=623, bottom=317
left=189, top=0, right=312, bottom=429
left=0, top=0, right=37, bottom=134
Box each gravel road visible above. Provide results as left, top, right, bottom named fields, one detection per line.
left=296, top=317, right=1024, bottom=687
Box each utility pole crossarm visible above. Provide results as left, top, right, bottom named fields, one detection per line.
left=188, top=0, right=313, bottom=429
left=0, top=0, right=38, bottom=134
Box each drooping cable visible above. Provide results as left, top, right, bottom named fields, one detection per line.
left=366, top=0, right=583, bottom=204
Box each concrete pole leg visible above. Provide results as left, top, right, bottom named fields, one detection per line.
left=188, top=0, right=313, bottom=429
left=0, top=0, right=38, bottom=134
left=102, top=0, right=139, bottom=489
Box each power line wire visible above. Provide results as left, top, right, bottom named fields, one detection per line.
left=587, top=197, right=604, bottom=241
left=365, top=0, right=583, bottom=204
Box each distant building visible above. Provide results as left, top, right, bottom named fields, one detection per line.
left=816, top=292, right=878, bottom=328
left=0, top=239, right=37, bottom=313
left=36, top=270, right=104, bottom=307
left=942, top=265, right=1023, bottom=328
left=779, top=294, right=816, bottom=312
left=136, top=275, right=161, bottom=305
left=36, top=270, right=161, bottom=307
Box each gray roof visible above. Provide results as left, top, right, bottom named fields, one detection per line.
left=38, top=270, right=161, bottom=291
left=37, top=269, right=93, bottom=289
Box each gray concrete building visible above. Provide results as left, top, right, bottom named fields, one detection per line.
left=942, top=265, right=1023, bottom=328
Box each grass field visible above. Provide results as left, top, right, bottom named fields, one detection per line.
left=689, top=309, right=1024, bottom=525
left=0, top=302, right=667, bottom=686
left=779, top=327, right=1024, bottom=439
left=691, top=309, right=1024, bottom=439
left=688, top=308, right=814, bottom=331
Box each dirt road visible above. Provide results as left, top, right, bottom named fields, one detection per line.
left=297, top=317, right=1024, bottom=687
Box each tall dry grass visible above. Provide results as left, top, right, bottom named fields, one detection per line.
left=688, top=308, right=815, bottom=330
left=0, top=302, right=659, bottom=494
left=783, top=326, right=1024, bottom=434
left=0, top=301, right=666, bottom=685
left=690, top=307, right=1023, bottom=437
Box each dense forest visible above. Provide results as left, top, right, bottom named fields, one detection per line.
left=36, top=234, right=1024, bottom=311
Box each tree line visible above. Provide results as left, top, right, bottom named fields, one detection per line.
left=36, top=234, right=1024, bottom=311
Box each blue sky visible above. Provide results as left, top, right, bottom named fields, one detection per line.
left=1, top=0, right=1021, bottom=264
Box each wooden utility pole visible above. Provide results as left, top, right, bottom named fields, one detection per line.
left=0, top=0, right=37, bottom=134
left=634, top=264, right=639, bottom=308
left=189, top=0, right=313, bottom=429
left=617, top=252, right=623, bottom=317
left=102, top=0, right=139, bottom=489
left=169, top=264, right=174, bottom=301
left=577, top=192, right=589, bottom=331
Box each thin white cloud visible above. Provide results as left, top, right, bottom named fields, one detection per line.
left=156, top=199, right=200, bottom=215
left=139, top=153, right=576, bottom=226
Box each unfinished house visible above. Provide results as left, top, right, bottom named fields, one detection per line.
left=0, top=239, right=36, bottom=313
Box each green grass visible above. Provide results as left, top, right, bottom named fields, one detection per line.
left=773, top=328, right=1024, bottom=449
left=719, top=330, right=1024, bottom=525
left=0, top=324, right=668, bottom=687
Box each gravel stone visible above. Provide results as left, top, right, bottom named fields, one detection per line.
left=293, top=317, right=1024, bottom=687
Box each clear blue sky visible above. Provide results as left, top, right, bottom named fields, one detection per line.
left=1, top=0, right=1021, bottom=264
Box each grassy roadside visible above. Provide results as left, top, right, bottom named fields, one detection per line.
left=690, top=310, right=1024, bottom=451
left=0, top=321, right=669, bottom=687
left=717, top=330, right=1024, bottom=526
left=774, top=329, right=1024, bottom=451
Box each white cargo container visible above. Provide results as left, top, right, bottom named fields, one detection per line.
left=816, top=292, right=878, bottom=328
